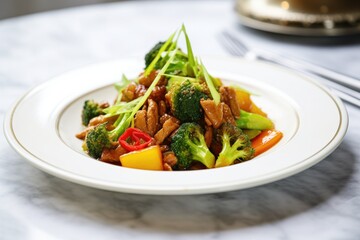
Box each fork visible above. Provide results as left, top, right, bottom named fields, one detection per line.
left=220, top=31, right=360, bottom=107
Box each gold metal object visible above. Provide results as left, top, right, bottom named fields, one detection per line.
left=235, top=0, right=360, bottom=36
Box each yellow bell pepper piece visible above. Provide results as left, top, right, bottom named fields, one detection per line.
left=119, top=145, right=163, bottom=171
left=234, top=87, right=267, bottom=117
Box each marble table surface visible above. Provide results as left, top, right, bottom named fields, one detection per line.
left=1, top=1, right=360, bottom=239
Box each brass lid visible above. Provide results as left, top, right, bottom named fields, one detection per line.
left=236, top=0, right=360, bottom=36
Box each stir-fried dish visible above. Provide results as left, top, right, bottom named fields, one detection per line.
left=76, top=25, right=283, bottom=171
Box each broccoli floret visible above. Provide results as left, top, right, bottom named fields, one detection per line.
left=85, top=123, right=112, bottom=158
left=215, top=123, right=254, bottom=168
left=81, top=100, right=105, bottom=126
left=144, top=41, right=165, bottom=69
left=168, top=79, right=209, bottom=122
left=84, top=111, right=133, bottom=159
left=171, top=123, right=215, bottom=170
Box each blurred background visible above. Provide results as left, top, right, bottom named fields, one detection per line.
left=0, top=0, right=121, bottom=19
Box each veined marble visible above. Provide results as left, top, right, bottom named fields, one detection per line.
left=1, top=1, right=360, bottom=239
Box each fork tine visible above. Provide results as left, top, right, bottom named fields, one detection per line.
left=221, top=31, right=249, bottom=56
left=219, top=33, right=245, bottom=56
left=218, top=34, right=243, bottom=56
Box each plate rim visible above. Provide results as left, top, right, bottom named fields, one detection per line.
left=3, top=57, right=349, bottom=195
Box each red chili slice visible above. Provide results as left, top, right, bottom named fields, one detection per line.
left=119, top=128, right=153, bottom=152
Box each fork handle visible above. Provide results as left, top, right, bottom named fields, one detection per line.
left=256, top=50, right=360, bottom=92
left=252, top=51, right=360, bottom=107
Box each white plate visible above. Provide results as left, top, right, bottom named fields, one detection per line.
left=4, top=57, right=348, bottom=195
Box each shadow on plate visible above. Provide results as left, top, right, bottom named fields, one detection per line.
left=7, top=140, right=355, bottom=235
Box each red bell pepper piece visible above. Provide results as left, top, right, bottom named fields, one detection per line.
left=119, top=128, right=153, bottom=152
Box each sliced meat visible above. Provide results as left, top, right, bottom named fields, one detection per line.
left=138, top=71, right=153, bottom=87
left=121, top=82, right=137, bottom=102
left=100, top=145, right=127, bottom=165
left=158, top=100, right=167, bottom=117
left=76, top=115, right=117, bottom=140
left=163, top=151, right=178, bottom=167
left=220, top=86, right=240, bottom=118
left=135, top=84, right=147, bottom=99
left=134, top=110, right=148, bottom=133
left=220, top=86, right=227, bottom=102
left=159, top=114, right=173, bottom=126
left=88, top=115, right=117, bottom=127
left=75, top=126, right=95, bottom=140
left=147, top=99, right=159, bottom=136
left=222, top=103, right=236, bottom=125
left=163, top=163, right=173, bottom=171
left=204, top=116, right=212, bottom=126
left=200, top=99, right=223, bottom=129
left=154, top=117, right=180, bottom=144
left=134, top=99, right=160, bottom=136
left=149, top=86, right=167, bottom=102
left=227, top=87, right=241, bottom=118
left=99, top=102, right=110, bottom=108
left=164, top=91, right=172, bottom=110
left=138, top=70, right=167, bottom=87
left=159, top=145, right=170, bottom=152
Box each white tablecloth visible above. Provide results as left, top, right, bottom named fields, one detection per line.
left=1, top=1, right=360, bottom=239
